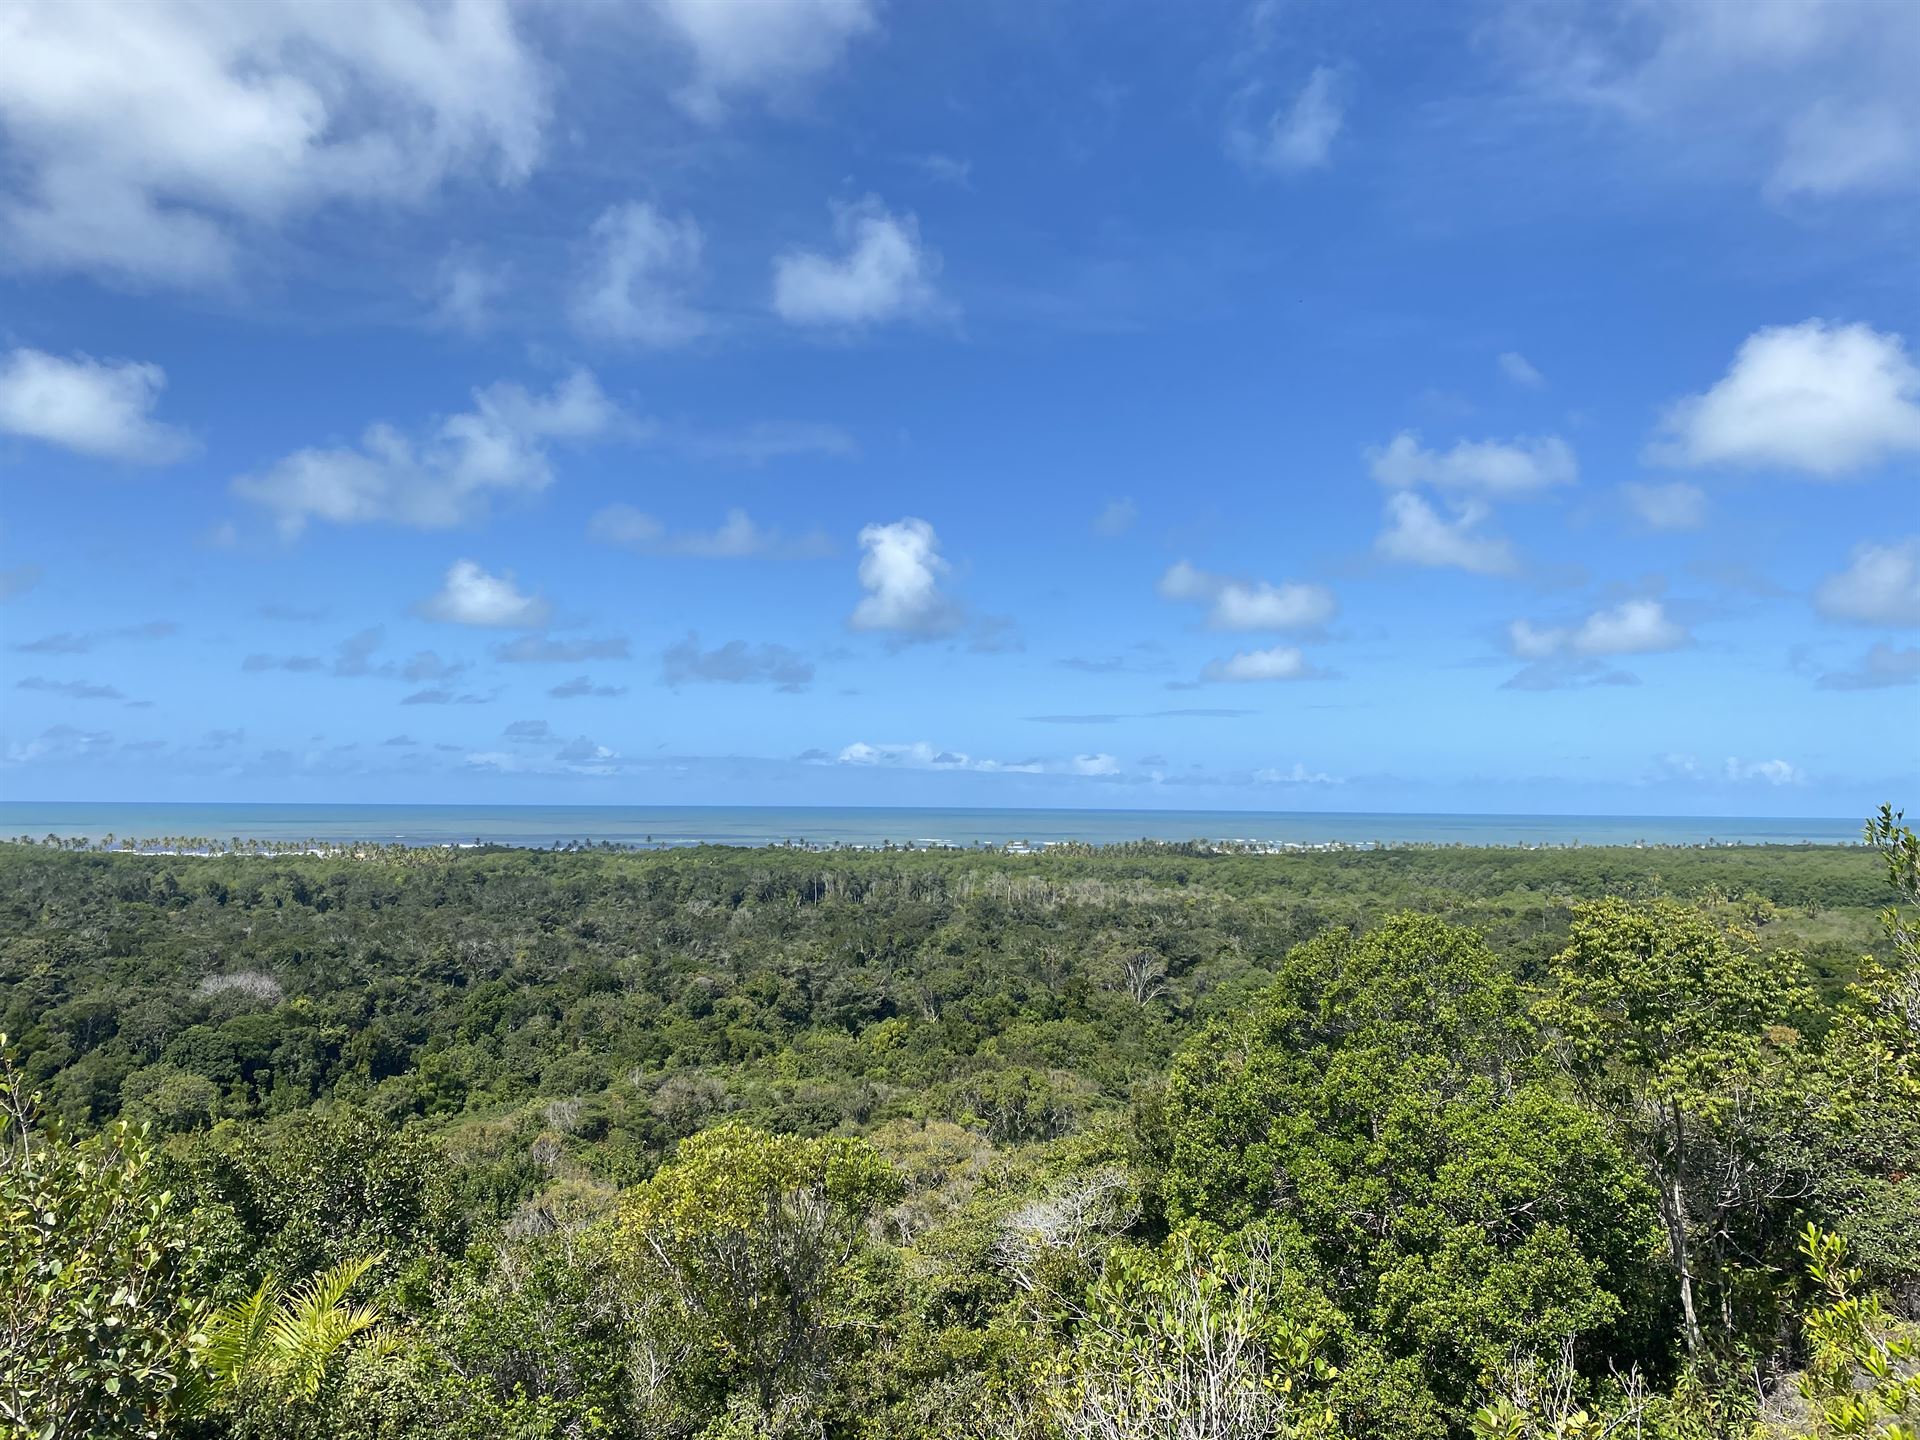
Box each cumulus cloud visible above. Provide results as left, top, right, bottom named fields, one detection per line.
left=647, top=0, right=878, bottom=122
left=1093, top=498, right=1138, bottom=537
left=12, top=620, right=176, bottom=654
left=662, top=634, right=813, bottom=690
left=492, top=635, right=631, bottom=664
left=234, top=369, right=625, bottom=535
left=571, top=202, right=707, bottom=346
left=1508, top=599, right=1692, bottom=659
left=431, top=253, right=506, bottom=334
left=1369, top=431, right=1577, bottom=495
left=241, top=627, right=393, bottom=678
left=1623, top=481, right=1708, bottom=531
left=1814, top=537, right=1920, bottom=627
left=1200, top=645, right=1327, bottom=683
left=0, top=565, right=42, bottom=601
left=1157, top=561, right=1335, bottom=631
left=1500, top=658, right=1639, bottom=692
left=549, top=675, right=627, bottom=699
left=588, top=504, right=832, bottom=559
left=1817, top=642, right=1920, bottom=691
left=0, top=0, right=549, bottom=286
left=415, top=560, right=551, bottom=629
left=16, top=675, right=125, bottom=700
left=848, top=517, right=961, bottom=638
left=1228, top=66, right=1345, bottom=174
left=1650, top=321, right=1920, bottom=476
left=4, top=723, right=115, bottom=765
left=1725, top=757, right=1803, bottom=786
left=831, top=740, right=1119, bottom=778
left=1252, top=762, right=1339, bottom=785
left=772, top=197, right=942, bottom=328
left=401, top=686, right=493, bottom=706
left=0, top=348, right=194, bottom=462
left=1375, top=493, right=1517, bottom=575
left=1488, top=0, right=1920, bottom=200
left=1498, top=351, right=1546, bottom=388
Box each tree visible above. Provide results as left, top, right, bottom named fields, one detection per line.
left=0, top=1037, right=203, bottom=1439
left=1542, top=899, right=1815, bottom=1355
left=1026, top=1234, right=1333, bottom=1440
left=1163, top=917, right=1660, bottom=1435
left=615, top=1121, right=901, bottom=1426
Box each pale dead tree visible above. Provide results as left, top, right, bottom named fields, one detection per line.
left=194, top=971, right=283, bottom=1005
left=991, top=1168, right=1138, bottom=1293
left=1112, top=949, right=1168, bottom=1006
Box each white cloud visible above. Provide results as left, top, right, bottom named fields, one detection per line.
left=1230, top=66, right=1344, bottom=174
left=433, top=253, right=505, bottom=334
left=1201, top=645, right=1321, bottom=683
left=571, top=202, right=707, bottom=347
left=1369, top=431, right=1577, bottom=495
left=849, top=517, right=960, bottom=638
left=1507, top=599, right=1691, bottom=658
left=0, top=0, right=548, bottom=286
left=1156, top=561, right=1335, bottom=631
left=830, top=740, right=1121, bottom=779
left=1651, top=320, right=1920, bottom=476
left=233, top=369, right=624, bottom=535
left=1815, top=537, right=1920, bottom=627
left=1253, top=762, right=1338, bottom=785
left=833, top=741, right=1043, bottom=775
left=1093, top=498, right=1137, bottom=537
left=1489, top=0, right=1920, bottom=200
left=1374, top=493, right=1517, bottom=575
left=1572, top=599, right=1689, bottom=655
left=647, top=0, right=877, bottom=122
left=415, top=559, right=551, bottom=629
left=772, top=197, right=942, bottom=328
left=1498, top=351, right=1546, bottom=389
left=1725, top=757, right=1802, bottom=787
left=1622, top=481, right=1708, bottom=531
left=0, top=347, right=193, bottom=462
left=589, top=504, right=832, bottom=559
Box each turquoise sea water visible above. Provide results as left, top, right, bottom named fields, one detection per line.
left=0, top=802, right=1864, bottom=850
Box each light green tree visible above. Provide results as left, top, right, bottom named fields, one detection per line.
left=616, top=1121, right=901, bottom=1426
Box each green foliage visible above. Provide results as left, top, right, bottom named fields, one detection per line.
left=1792, top=1226, right=1920, bottom=1440
left=191, top=1252, right=389, bottom=1433
left=1543, top=899, right=1816, bottom=1355
left=0, top=1037, right=203, bottom=1439
left=0, top=832, right=1907, bottom=1440
left=617, top=1122, right=902, bottom=1427
left=1164, top=916, right=1663, bottom=1434
left=1022, top=1233, right=1335, bottom=1440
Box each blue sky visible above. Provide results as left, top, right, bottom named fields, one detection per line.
left=1, top=0, right=1916, bottom=816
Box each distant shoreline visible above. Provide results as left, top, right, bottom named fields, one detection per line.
left=0, top=801, right=1867, bottom=854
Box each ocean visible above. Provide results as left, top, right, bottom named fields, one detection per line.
left=0, top=802, right=1866, bottom=850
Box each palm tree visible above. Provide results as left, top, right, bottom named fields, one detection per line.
left=192, top=1253, right=389, bottom=1425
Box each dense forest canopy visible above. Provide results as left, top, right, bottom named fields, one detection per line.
left=2, top=819, right=1915, bottom=1439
